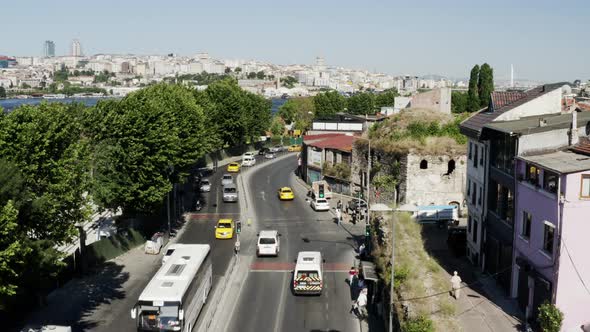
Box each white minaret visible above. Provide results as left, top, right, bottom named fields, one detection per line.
left=510, top=64, right=514, bottom=88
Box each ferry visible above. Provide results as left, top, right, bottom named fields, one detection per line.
left=43, top=94, right=66, bottom=99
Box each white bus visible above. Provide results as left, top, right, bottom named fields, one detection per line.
left=131, top=244, right=212, bottom=332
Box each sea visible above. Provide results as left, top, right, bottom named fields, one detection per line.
left=0, top=97, right=288, bottom=114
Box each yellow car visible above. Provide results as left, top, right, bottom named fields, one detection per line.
left=288, top=145, right=302, bottom=152
left=215, top=219, right=234, bottom=239
left=278, top=187, right=295, bottom=200
left=227, top=162, right=240, bottom=173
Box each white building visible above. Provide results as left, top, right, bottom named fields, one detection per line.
left=71, top=39, right=82, bottom=57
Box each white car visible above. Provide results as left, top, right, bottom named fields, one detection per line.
left=199, top=179, right=211, bottom=192
left=221, top=174, right=233, bottom=186
left=269, top=145, right=283, bottom=153
left=243, top=152, right=255, bottom=158
left=242, top=155, right=256, bottom=167
left=256, top=230, right=281, bottom=257
left=264, top=152, right=275, bottom=159
left=311, top=198, right=330, bottom=211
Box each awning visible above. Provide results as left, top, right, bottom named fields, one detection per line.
left=361, top=261, right=379, bottom=281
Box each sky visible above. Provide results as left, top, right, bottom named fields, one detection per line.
left=2, top=0, right=589, bottom=82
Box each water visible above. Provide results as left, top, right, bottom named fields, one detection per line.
left=1, top=97, right=288, bottom=114
left=0, top=97, right=118, bottom=112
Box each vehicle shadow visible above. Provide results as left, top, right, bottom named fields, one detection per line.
left=23, top=261, right=129, bottom=332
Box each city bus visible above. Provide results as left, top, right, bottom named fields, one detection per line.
left=131, top=244, right=212, bottom=332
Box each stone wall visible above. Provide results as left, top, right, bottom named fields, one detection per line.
left=401, top=153, right=467, bottom=207
left=410, top=87, right=451, bottom=114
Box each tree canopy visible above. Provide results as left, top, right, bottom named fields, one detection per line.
left=313, top=91, right=346, bottom=117
left=478, top=63, right=494, bottom=108
left=277, top=97, right=315, bottom=131
left=467, top=65, right=480, bottom=112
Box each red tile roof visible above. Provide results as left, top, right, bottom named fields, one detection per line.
left=571, top=137, right=590, bottom=156
left=491, top=91, right=528, bottom=109
left=305, top=134, right=357, bottom=152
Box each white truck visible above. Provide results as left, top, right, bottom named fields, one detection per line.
left=413, top=204, right=459, bottom=227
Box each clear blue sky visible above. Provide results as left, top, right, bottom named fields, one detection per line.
left=2, top=0, right=588, bottom=82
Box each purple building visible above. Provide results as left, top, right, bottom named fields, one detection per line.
left=512, top=138, right=590, bottom=330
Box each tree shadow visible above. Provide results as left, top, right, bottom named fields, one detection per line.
left=23, top=261, right=129, bottom=332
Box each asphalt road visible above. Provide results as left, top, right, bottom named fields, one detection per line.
left=226, top=154, right=362, bottom=332
left=87, top=161, right=242, bottom=332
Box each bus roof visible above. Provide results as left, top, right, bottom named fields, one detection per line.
left=138, top=244, right=210, bottom=303
left=296, top=251, right=322, bottom=267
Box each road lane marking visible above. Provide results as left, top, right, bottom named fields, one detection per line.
left=273, top=268, right=288, bottom=332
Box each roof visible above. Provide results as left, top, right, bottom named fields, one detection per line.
left=258, top=230, right=278, bottom=237
left=138, top=244, right=210, bottom=303
left=481, top=110, right=590, bottom=137
left=571, top=137, right=590, bottom=156
left=304, top=134, right=357, bottom=152
left=296, top=251, right=322, bottom=266
left=518, top=150, right=590, bottom=174
left=460, top=83, right=569, bottom=138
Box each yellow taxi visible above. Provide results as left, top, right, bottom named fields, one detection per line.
left=227, top=162, right=240, bottom=173
left=288, top=145, right=302, bottom=152
left=215, top=219, right=234, bottom=239
left=278, top=187, right=295, bottom=200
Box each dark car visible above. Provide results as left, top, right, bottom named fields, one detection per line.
left=347, top=199, right=367, bottom=212
left=447, top=226, right=467, bottom=257
left=258, top=147, right=269, bottom=155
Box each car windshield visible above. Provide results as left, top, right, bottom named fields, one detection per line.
left=317, top=199, right=327, bottom=204
left=296, top=270, right=319, bottom=279
left=224, top=187, right=237, bottom=193
left=223, top=176, right=232, bottom=180
left=139, top=306, right=179, bottom=331
left=282, top=189, right=292, bottom=193
left=218, top=223, right=231, bottom=228
left=259, top=238, right=276, bottom=244
left=230, top=163, right=238, bottom=167
left=201, top=180, right=210, bottom=185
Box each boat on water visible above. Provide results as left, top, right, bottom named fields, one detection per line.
left=43, top=94, right=67, bottom=99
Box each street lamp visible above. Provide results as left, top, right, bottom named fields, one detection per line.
left=367, top=203, right=395, bottom=332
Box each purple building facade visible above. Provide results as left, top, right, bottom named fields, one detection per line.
left=512, top=144, right=590, bottom=331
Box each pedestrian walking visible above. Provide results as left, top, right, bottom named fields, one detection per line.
left=348, top=266, right=358, bottom=289
left=336, top=208, right=342, bottom=226
left=450, top=271, right=462, bottom=299
left=358, top=243, right=366, bottom=259
left=350, top=288, right=368, bottom=318
left=337, top=200, right=343, bottom=211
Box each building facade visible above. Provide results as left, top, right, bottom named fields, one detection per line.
left=44, top=40, right=55, bottom=57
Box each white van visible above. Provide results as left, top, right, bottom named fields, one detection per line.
left=293, top=251, right=324, bottom=295
left=256, top=230, right=280, bottom=257
left=242, top=155, right=256, bottom=167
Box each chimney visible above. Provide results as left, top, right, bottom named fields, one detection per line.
left=570, top=109, right=579, bottom=145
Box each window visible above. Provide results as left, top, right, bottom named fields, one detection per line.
left=468, top=216, right=472, bottom=233
left=543, top=221, right=555, bottom=255
left=543, top=170, right=558, bottom=194
left=469, top=142, right=472, bottom=160
left=490, top=135, right=516, bottom=174
left=525, top=163, right=540, bottom=186
left=489, top=181, right=514, bottom=225
left=480, top=146, right=484, bottom=166
left=473, top=219, right=478, bottom=243
left=521, top=211, right=532, bottom=239
left=471, top=182, right=477, bottom=205
left=581, top=174, right=590, bottom=198
left=467, top=179, right=471, bottom=196
left=420, top=159, right=428, bottom=169
left=473, top=145, right=478, bottom=168
left=478, top=187, right=483, bottom=206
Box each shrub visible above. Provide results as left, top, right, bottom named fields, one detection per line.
left=537, top=301, right=563, bottom=332
left=402, top=315, right=434, bottom=332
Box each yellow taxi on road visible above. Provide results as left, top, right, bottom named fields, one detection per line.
left=288, top=145, right=302, bottom=152
left=278, top=187, right=295, bottom=200
left=227, top=162, right=240, bottom=173
left=215, top=219, right=235, bottom=239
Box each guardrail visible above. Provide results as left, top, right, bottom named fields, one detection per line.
left=200, top=255, right=238, bottom=331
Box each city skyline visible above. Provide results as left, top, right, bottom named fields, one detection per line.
left=2, top=0, right=589, bottom=82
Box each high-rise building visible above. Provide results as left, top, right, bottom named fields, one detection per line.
left=71, top=39, right=82, bottom=57
left=43, top=40, right=55, bottom=57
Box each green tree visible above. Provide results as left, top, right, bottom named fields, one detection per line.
left=478, top=63, right=494, bottom=108
left=537, top=301, right=563, bottom=332
left=451, top=91, right=468, bottom=113
left=270, top=116, right=285, bottom=136
left=89, top=84, right=214, bottom=214
left=280, top=76, right=298, bottom=88
left=313, top=91, right=346, bottom=117
left=347, top=92, right=375, bottom=115
left=21, top=83, right=31, bottom=89
left=0, top=86, right=6, bottom=99
left=375, top=88, right=399, bottom=108
left=256, top=71, right=265, bottom=80
left=0, top=200, right=30, bottom=297
left=247, top=72, right=257, bottom=79
left=53, top=65, right=69, bottom=82
left=225, top=67, right=232, bottom=74
left=278, top=97, right=315, bottom=132
left=467, top=65, right=480, bottom=112
left=234, top=67, right=242, bottom=73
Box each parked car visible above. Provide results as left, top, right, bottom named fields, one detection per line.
left=269, top=145, right=284, bottom=153
left=199, top=179, right=211, bottom=192
left=347, top=199, right=367, bottom=213
left=258, top=147, right=269, bottom=155
left=265, top=152, right=275, bottom=159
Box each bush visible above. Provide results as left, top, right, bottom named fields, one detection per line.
left=402, top=315, right=434, bottom=332
left=85, top=228, right=146, bottom=266
left=537, top=301, right=563, bottom=332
